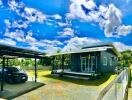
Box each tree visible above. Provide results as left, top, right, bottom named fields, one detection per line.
left=118, top=50, right=132, bottom=67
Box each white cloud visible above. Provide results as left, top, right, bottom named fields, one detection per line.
left=44, top=46, right=61, bottom=55
left=101, top=4, right=122, bottom=37
left=8, top=1, right=46, bottom=23
left=0, top=0, right=2, bottom=6
left=62, top=37, right=101, bottom=52
left=116, top=25, right=132, bottom=36
left=58, top=27, right=74, bottom=37
left=21, top=7, right=46, bottom=23
left=4, top=19, right=28, bottom=29
left=57, top=22, right=67, bottom=27
left=4, top=19, right=11, bottom=28
left=0, top=38, right=16, bottom=46
left=51, top=14, right=62, bottom=20
left=67, top=0, right=132, bottom=37
left=27, top=39, right=63, bottom=54
left=34, top=39, right=63, bottom=47
left=113, top=42, right=132, bottom=51
left=28, top=45, right=40, bottom=51
left=8, top=0, right=18, bottom=11
left=66, top=0, right=98, bottom=21
left=25, top=35, right=36, bottom=43
left=62, top=37, right=132, bottom=52
left=4, top=29, right=25, bottom=42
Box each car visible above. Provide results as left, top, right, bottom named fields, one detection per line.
left=0, top=67, right=28, bottom=83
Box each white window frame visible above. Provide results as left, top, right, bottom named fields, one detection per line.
left=103, top=57, right=107, bottom=66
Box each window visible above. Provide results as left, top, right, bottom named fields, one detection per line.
left=110, top=57, right=112, bottom=66
left=103, top=57, right=107, bottom=66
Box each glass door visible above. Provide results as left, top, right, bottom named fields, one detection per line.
left=90, top=56, right=97, bottom=72
left=81, top=55, right=97, bottom=73
left=81, top=57, right=86, bottom=72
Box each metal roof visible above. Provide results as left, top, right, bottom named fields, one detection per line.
left=0, top=44, right=45, bottom=58
left=47, top=42, right=120, bottom=57
left=82, top=42, right=114, bottom=49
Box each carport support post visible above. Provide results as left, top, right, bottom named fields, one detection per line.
left=1, top=56, right=5, bottom=91
left=34, top=58, right=37, bottom=82
left=62, top=55, right=64, bottom=70
left=7, top=58, right=9, bottom=67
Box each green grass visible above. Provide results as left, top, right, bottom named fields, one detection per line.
left=27, top=70, right=117, bottom=88
left=12, top=70, right=117, bottom=100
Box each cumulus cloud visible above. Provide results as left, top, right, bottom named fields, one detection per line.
left=113, top=42, right=132, bottom=51
left=62, top=37, right=101, bottom=52
left=0, top=38, right=16, bottom=46
left=4, top=19, right=28, bottom=29
left=57, top=22, right=67, bottom=27
left=4, top=29, right=25, bottom=42
left=44, top=46, right=61, bottom=55
left=21, top=7, right=46, bottom=23
left=62, top=37, right=132, bottom=52
left=67, top=0, right=132, bottom=37
left=51, top=14, right=62, bottom=20
left=7, top=0, right=46, bottom=23
left=116, top=25, right=132, bottom=36
left=58, top=27, right=74, bottom=37
left=33, top=39, right=63, bottom=49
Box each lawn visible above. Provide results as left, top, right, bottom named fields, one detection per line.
left=27, top=70, right=117, bottom=88
left=13, top=70, right=117, bottom=100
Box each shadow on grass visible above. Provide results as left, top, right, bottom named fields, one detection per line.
left=43, top=73, right=115, bottom=86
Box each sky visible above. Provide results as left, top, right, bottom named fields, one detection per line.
left=0, top=0, right=132, bottom=54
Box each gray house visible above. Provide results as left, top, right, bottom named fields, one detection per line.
left=49, top=42, right=120, bottom=76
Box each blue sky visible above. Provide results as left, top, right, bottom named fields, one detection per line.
left=0, top=0, right=132, bottom=54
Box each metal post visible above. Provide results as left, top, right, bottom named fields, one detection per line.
left=1, top=57, right=5, bottom=91
left=62, top=55, right=64, bottom=70
left=7, top=58, right=9, bottom=67
left=52, top=56, right=55, bottom=70
left=34, top=58, right=37, bottom=82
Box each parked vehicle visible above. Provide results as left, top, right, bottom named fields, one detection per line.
left=0, top=67, right=28, bottom=83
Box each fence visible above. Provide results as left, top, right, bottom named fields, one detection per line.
left=97, top=67, right=131, bottom=100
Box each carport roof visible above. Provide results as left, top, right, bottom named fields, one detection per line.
left=0, top=44, right=45, bottom=58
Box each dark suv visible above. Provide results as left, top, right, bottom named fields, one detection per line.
left=0, top=67, right=28, bottom=83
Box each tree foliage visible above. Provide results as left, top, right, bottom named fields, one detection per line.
left=118, top=50, right=132, bottom=67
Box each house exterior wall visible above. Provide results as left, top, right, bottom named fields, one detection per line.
left=100, top=50, right=118, bottom=73
left=71, top=53, right=81, bottom=72
left=70, top=52, right=101, bottom=72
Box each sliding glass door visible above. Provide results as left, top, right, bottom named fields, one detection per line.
left=81, top=57, right=86, bottom=72
left=81, top=55, right=97, bottom=73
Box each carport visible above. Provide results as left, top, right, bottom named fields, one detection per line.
left=0, top=44, right=45, bottom=91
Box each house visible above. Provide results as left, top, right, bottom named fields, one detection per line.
left=48, top=42, right=120, bottom=76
